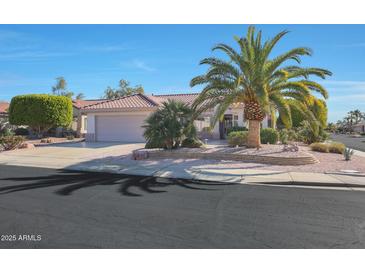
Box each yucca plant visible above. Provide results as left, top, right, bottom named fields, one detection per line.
left=190, top=26, right=332, bottom=148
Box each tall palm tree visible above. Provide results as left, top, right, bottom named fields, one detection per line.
left=190, top=26, right=332, bottom=148
left=349, top=109, right=364, bottom=124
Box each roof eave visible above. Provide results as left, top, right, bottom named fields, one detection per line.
left=81, top=106, right=158, bottom=113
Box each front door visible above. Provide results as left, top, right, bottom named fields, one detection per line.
left=219, top=114, right=233, bottom=139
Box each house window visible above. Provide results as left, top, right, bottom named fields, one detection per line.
left=233, top=115, right=238, bottom=127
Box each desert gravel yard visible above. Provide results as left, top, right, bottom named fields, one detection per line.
left=1, top=140, right=364, bottom=174
left=78, top=143, right=365, bottom=174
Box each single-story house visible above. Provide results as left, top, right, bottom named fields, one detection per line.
left=72, top=99, right=107, bottom=136
left=0, top=102, right=9, bottom=118
left=77, top=93, right=270, bottom=142
left=353, top=120, right=365, bottom=133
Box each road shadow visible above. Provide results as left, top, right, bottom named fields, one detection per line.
left=0, top=169, right=236, bottom=197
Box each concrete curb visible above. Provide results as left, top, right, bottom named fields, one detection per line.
left=33, top=138, right=85, bottom=147
left=65, top=165, right=365, bottom=189
left=325, top=171, right=365, bottom=177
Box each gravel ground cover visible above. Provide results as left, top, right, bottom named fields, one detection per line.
left=117, top=144, right=365, bottom=173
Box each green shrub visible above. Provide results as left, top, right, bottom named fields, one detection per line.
left=0, top=135, right=26, bottom=150
left=297, top=120, right=328, bottom=144
left=181, top=138, right=203, bottom=148
left=279, top=130, right=289, bottom=144
left=0, top=128, right=14, bottom=137
left=66, top=135, right=75, bottom=140
left=278, top=129, right=299, bottom=144
left=227, top=126, right=248, bottom=135
left=227, top=131, right=248, bottom=147
left=143, top=100, right=195, bottom=149
left=9, top=94, right=73, bottom=136
left=14, top=127, right=29, bottom=136
left=328, top=142, right=345, bottom=154
left=310, top=142, right=329, bottom=153
left=260, top=128, right=279, bottom=144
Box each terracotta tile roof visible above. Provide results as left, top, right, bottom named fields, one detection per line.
left=148, top=93, right=200, bottom=106
left=83, top=94, right=159, bottom=110
left=0, top=102, right=9, bottom=114
left=80, top=92, right=245, bottom=112
left=72, top=99, right=108, bottom=109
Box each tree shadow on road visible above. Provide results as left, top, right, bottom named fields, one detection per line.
left=0, top=170, right=236, bottom=197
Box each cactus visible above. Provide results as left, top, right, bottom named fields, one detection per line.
left=343, top=147, right=354, bottom=161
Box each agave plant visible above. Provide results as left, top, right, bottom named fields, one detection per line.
left=343, top=147, right=354, bottom=161
left=190, top=26, right=332, bottom=148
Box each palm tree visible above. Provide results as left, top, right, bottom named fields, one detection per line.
left=349, top=109, right=364, bottom=124
left=190, top=26, right=332, bottom=148
left=143, top=100, right=195, bottom=149
left=52, top=76, right=74, bottom=98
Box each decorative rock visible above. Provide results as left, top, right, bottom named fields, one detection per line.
left=283, top=143, right=299, bottom=152
left=19, top=143, right=35, bottom=149
left=132, top=150, right=149, bottom=160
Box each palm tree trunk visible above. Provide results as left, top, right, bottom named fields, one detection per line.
left=247, top=120, right=261, bottom=148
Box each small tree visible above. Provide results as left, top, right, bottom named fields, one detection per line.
left=103, top=79, right=144, bottom=99
left=9, top=94, right=73, bottom=136
left=143, top=100, right=197, bottom=149
left=75, top=93, right=85, bottom=100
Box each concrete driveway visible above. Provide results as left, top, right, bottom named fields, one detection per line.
left=0, top=142, right=144, bottom=169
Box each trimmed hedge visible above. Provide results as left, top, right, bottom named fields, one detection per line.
left=260, top=128, right=279, bottom=144
left=9, top=94, right=72, bottom=134
left=181, top=138, right=203, bottom=148
left=227, top=131, right=248, bottom=147
left=227, top=126, right=248, bottom=135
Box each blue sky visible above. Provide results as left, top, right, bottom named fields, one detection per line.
left=0, top=24, right=364, bottom=122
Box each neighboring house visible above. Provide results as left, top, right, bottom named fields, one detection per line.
left=72, top=99, right=107, bottom=136
left=0, top=102, right=9, bottom=118
left=79, top=93, right=269, bottom=142
left=353, top=120, right=365, bottom=133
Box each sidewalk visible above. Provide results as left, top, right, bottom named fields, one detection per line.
left=68, top=160, right=365, bottom=190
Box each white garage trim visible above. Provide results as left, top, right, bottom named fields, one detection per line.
left=89, top=111, right=151, bottom=142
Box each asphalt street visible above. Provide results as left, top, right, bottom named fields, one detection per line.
left=1, top=165, right=365, bottom=248
left=331, top=134, right=365, bottom=152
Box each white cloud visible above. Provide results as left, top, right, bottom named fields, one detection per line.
left=121, top=59, right=156, bottom=72
left=132, top=59, right=156, bottom=72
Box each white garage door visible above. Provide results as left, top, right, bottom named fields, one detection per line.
left=95, top=115, right=146, bottom=142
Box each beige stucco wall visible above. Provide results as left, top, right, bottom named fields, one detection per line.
left=84, top=107, right=270, bottom=142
